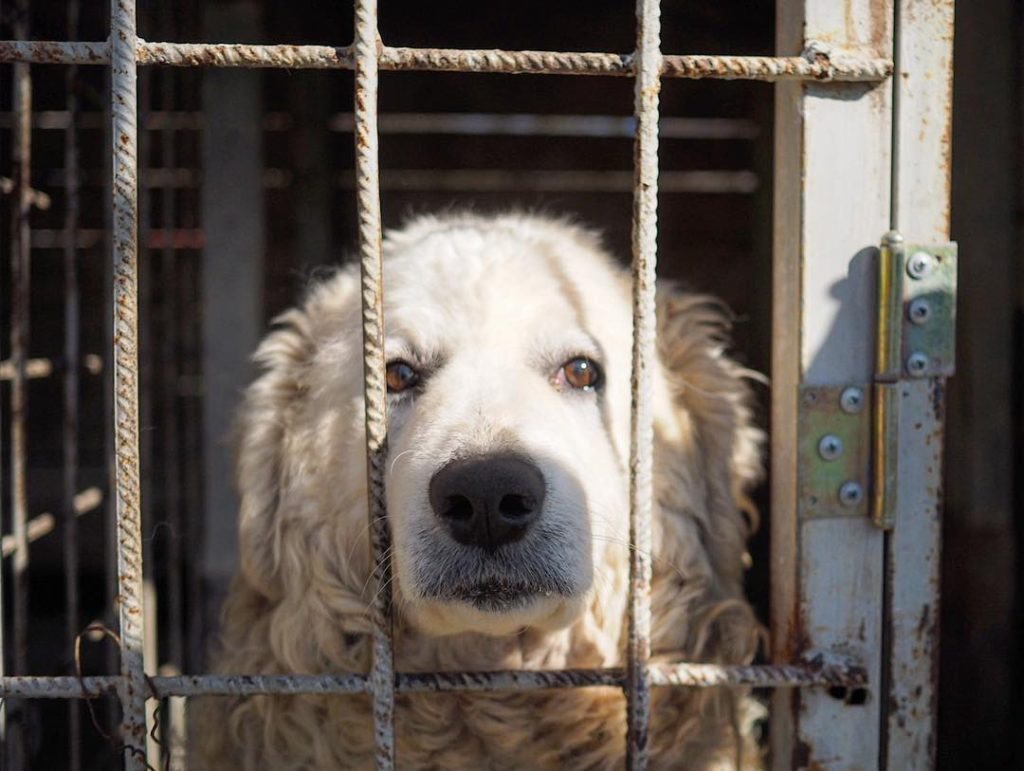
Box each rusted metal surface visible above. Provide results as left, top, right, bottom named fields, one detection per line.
left=0, top=39, right=892, bottom=83
left=109, top=0, right=148, bottom=766
left=625, top=0, right=661, bottom=768
left=772, top=1, right=895, bottom=767
left=797, top=385, right=872, bottom=520
left=0, top=657, right=867, bottom=699
left=63, top=2, right=83, bottom=765
left=6, top=1, right=33, bottom=763
left=352, top=0, right=395, bottom=768
left=884, top=2, right=955, bottom=765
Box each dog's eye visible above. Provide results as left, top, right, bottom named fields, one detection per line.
left=386, top=360, right=420, bottom=393
left=558, top=357, right=602, bottom=391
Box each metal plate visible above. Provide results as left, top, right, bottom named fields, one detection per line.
left=798, top=384, right=872, bottom=519
left=902, top=243, right=957, bottom=378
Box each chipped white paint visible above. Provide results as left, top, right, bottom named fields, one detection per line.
left=773, top=1, right=893, bottom=768
left=884, top=1, right=954, bottom=767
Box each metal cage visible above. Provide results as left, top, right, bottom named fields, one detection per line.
left=0, top=0, right=954, bottom=769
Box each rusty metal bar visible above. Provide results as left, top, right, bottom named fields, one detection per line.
left=109, top=0, right=148, bottom=765
left=0, top=658, right=867, bottom=700
left=625, top=0, right=661, bottom=768
left=6, top=0, right=33, bottom=764
left=352, top=0, right=395, bottom=768
left=63, top=1, right=83, bottom=766
left=0, top=39, right=893, bottom=82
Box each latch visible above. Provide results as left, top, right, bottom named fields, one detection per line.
left=797, top=233, right=957, bottom=527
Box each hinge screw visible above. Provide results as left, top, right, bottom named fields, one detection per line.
left=818, top=434, right=844, bottom=461
left=839, top=387, right=864, bottom=414
left=907, top=298, right=932, bottom=324
left=839, top=481, right=864, bottom=507
left=906, top=351, right=929, bottom=377
left=907, top=251, right=935, bottom=280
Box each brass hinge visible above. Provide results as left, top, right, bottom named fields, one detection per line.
left=797, top=233, right=957, bottom=527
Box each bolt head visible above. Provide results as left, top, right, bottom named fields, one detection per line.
left=839, top=387, right=864, bottom=414
left=907, top=251, right=934, bottom=280
left=907, top=298, right=932, bottom=325
left=906, top=351, right=929, bottom=377
left=818, top=434, right=844, bottom=461
left=839, top=481, right=863, bottom=507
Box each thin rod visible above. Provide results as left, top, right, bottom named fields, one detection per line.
left=110, top=0, right=148, bottom=765
left=0, top=659, right=868, bottom=699
left=0, top=40, right=893, bottom=83
left=159, top=21, right=185, bottom=683
left=62, top=0, right=83, bottom=764
left=352, top=0, right=395, bottom=768
left=7, top=0, right=33, bottom=763
left=626, top=0, right=662, bottom=767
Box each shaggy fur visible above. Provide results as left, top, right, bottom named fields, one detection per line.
left=197, top=213, right=764, bottom=770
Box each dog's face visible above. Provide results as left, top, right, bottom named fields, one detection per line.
left=236, top=214, right=738, bottom=643
left=373, top=221, right=641, bottom=636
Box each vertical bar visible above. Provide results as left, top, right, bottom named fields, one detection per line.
left=110, top=0, right=148, bottom=765
left=884, top=1, right=954, bottom=766
left=772, top=1, right=892, bottom=768
left=8, top=0, right=32, bottom=764
left=63, top=0, right=83, bottom=767
left=352, top=1, right=395, bottom=767
left=159, top=6, right=186, bottom=761
left=626, top=0, right=661, bottom=767
left=138, top=56, right=162, bottom=771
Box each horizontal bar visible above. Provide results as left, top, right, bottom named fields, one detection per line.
left=0, top=659, right=866, bottom=699
left=1, top=487, right=103, bottom=558
left=25, top=168, right=758, bottom=195
left=0, top=176, right=51, bottom=209
left=0, top=354, right=103, bottom=380
left=0, top=40, right=892, bottom=82
left=0, top=110, right=759, bottom=140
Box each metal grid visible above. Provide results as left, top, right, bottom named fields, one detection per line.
left=0, top=1, right=892, bottom=768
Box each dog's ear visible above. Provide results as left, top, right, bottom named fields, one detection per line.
left=654, top=285, right=765, bottom=588
left=235, top=308, right=315, bottom=600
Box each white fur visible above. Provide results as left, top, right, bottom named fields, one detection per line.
left=197, top=212, right=765, bottom=769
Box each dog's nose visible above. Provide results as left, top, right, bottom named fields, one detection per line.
left=429, top=454, right=546, bottom=552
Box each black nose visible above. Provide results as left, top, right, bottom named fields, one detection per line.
left=429, top=454, right=546, bottom=552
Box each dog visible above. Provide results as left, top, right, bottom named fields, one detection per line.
left=197, top=212, right=764, bottom=769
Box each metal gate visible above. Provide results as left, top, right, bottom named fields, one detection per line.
left=0, top=0, right=954, bottom=768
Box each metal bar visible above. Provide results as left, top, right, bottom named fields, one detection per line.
left=18, top=168, right=759, bottom=195
left=158, top=12, right=187, bottom=766
left=626, top=0, right=661, bottom=767
left=0, top=111, right=759, bottom=141
left=0, top=40, right=893, bottom=82
left=0, top=659, right=868, bottom=699
left=0, top=356, right=102, bottom=380
left=7, top=0, right=33, bottom=763
left=1, top=488, right=103, bottom=558
left=771, top=1, right=893, bottom=767
left=63, top=2, right=83, bottom=767
left=883, top=1, right=955, bottom=765
left=110, top=0, right=148, bottom=765
left=352, top=1, right=395, bottom=768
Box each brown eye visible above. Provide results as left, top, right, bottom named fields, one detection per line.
left=560, top=357, right=602, bottom=391
left=386, top=361, right=419, bottom=393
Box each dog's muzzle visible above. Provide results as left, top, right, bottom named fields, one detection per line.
left=428, top=453, right=546, bottom=553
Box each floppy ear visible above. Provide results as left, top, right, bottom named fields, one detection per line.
left=654, top=284, right=765, bottom=590
left=234, top=308, right=315, bottom=601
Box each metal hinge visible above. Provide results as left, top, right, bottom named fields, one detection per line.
left=797, top=233, right=957, bottom=527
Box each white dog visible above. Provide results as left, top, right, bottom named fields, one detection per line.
left=198, top=212, right=764, bottom=769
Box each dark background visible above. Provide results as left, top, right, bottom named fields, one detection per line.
left=0, top=0, right=1019, bottom=768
